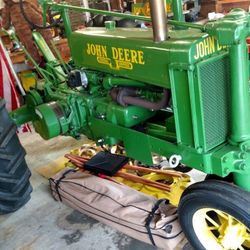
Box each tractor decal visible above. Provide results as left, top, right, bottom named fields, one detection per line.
left=86, top=43, right=145, bottom=70
left=193, top=36, right=227, bottom=60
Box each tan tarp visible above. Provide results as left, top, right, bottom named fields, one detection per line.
left=50, top=169, right=186, bottom=250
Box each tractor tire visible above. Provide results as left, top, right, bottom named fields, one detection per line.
left=0, top=99, right=32, bottom=214
left=178, top=180, right=250, bottom=250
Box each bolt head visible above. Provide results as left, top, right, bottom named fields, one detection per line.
left=238, top=152, right=247, bottom=159
left=222, top=157, right=228, bottom=163
left=242, top=145, right=250, bottom=152
left=237, top=162, right=248, bottom=171
left=240, top=163, right=247, bottom=170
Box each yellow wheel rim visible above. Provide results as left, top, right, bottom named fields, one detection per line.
left=192, top=208, right=250, bottom=250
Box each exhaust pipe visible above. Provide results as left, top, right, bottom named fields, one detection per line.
left=149, top=0, right=168, bottom=43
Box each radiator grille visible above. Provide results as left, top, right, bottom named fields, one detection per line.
left=198, top=56, right=230, bottom=151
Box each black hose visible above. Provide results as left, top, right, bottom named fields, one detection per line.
left=111, top=87, right=170, bottom=111
left=19, top=0, right=60, bottom=29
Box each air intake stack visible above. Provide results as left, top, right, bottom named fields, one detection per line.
left=149, top=0, right=168, bottom=43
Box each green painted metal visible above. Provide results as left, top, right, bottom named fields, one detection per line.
left=32, top=32, right=55, bottom=62
left=105, top=21, right=116, bottom=30
left=172, top=0, right=184, bottom=22
left=233, top=173, right=250, bottom=192
left=61, top=8, right=72, bottom=39
left=32, top=32, right=66, bottom=83
left=34, top=103, right=63, bottom=139
left=204, top=10, right=250, bottom=145
left=10, top=105, right=34, bottom=125
left=229, top=42, right=250, bottom=143
left=169, top=67, right=194, bottom=146
left=39, top=0, right=204, bottom=31
left=70, top=28, right=226, bottom=89
left=11, top=1, right=250, bottom=191
left=102, top=77, right=146, bottom=89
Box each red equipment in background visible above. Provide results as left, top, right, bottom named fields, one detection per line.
left=0, top=39, right=30, bottom=132
left=247, top=37, right=250, bottom=54
left=0, top=39, right=20, bottom=111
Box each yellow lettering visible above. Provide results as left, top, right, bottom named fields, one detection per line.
left=209, top=37, right=215, bottom=54
left=131, top=50, right=138, bottom=64
left=87, top=44, right=146, bottom=69
left=194, top=44, right=200, bottom=60
left=138, top=51, right=145, bottom=65
left=217, top=41, right=223, bottom=51
left=101, top=46, right=107, bottom=58
left=124, top=49, right=130, bottom=62
left=87, top=44, right=107, bottom=57
left=118, top=48, right=124, bottom=61
left=204, top=39, right=210, bottom=56
left=112, top=47, right=118, bottom=60
left=86, top=43, right=91, bottom=55
left=199, top=42, right=205, bottom=58
left=90, top=44, right=96, bottom=55
left=194, top=37, right=227, bottom=60
left=96, top=45, right=102, bottom=57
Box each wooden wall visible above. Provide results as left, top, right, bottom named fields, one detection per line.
left=200, top=0, right=250, bottom=17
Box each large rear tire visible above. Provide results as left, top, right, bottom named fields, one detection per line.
left=178, top=180, right=250, bottom=250
left=0, top=99, right=32, bottom=214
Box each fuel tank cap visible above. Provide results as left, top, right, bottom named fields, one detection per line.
left=105, top=21, right=116, bottom=30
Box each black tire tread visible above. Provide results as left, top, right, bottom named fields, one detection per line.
left=0, top=99, right=32, bottom=214
left=0, top=125, right=17, bottom=148
left=0, top=186, right=32, bottom=214
left=182, top=180, right=250, bottom=210
left=0, top=166, right=31, bottom=193
left=178, top=180, right=250, bottom=250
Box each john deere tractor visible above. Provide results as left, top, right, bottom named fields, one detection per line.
left=2, top=0, right=250, bottom=248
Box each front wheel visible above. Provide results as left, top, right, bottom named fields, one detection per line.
left=178, top=180, right=250, bottom=250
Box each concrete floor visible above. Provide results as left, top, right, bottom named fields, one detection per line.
left=0, top=132, right=162, bottom=250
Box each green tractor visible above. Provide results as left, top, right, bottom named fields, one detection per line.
left=2, top=0, right=250, bottom=248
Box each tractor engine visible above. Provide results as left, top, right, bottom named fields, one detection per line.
left=29, top=68, right=166, bottom=141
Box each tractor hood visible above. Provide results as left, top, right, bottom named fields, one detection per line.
left=70, top=27, right=228, bottom=88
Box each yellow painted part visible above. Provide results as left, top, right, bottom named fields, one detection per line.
left=143, top=3, right=150, bottom=17
left=35, top=156, right=69, bottom=179
left=35, top=148, right=83, bottom=179
left=193, top=208, right=250, bottom=250
left=166, top=4, right=172, bottom=12
left=35, top=141, right=190, bottom=207
left=114, top=172, right=190, bottom=206
left=19, top=70, right=37, bottom=91
left=132, top=3, right=171, bottom=16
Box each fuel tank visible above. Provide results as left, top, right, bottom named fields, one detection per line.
left=70, top=27, right=227, bottom=88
